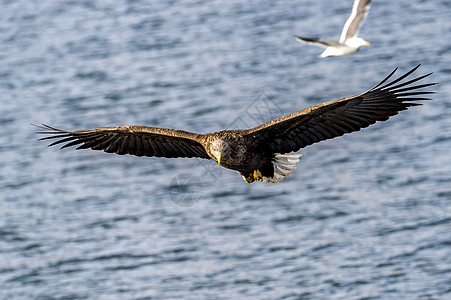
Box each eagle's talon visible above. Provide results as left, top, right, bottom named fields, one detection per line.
left=253, top=170, right=263, bottom=181
left=242, top=174, right=255, bottom=183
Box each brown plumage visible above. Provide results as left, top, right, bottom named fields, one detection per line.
left=35, top=65, right=435, bottom=183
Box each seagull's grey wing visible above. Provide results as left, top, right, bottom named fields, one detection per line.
left=339, top=0, right=371, bottom=43
left=293, top=35, right=340, bottom=49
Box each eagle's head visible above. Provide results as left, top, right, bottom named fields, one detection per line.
left=209, top=138, right=246, bottom=166
left=210, top=139, right=229, bottom=165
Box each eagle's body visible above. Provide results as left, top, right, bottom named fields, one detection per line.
left=36, top=65, right=435, bottom=183
left=204, top=131, right=290, bottom=182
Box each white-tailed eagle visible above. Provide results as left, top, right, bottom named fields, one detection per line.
left=35, top=65, right=435, bottom=183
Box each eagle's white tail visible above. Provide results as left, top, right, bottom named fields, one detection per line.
left=259, top=153, right=302, bottom=183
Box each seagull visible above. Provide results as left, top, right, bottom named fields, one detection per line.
left=35, top=65, right=434, bottom=183
left=294, top=0, right=372, bottom=58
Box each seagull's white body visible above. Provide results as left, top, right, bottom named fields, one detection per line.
left=294, top=0, right=372, bottom=58
left=318, top=37, right=370, bottom=58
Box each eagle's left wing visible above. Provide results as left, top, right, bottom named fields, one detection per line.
left=244, top=65, right=435, bottom=154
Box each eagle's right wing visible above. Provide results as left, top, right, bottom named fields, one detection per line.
left=35, top=124, right=210, bottom=159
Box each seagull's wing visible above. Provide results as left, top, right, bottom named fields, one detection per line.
left=35, top=124, right=210, bottom=159
left=244, top=65, right=435, bottom=154
left=339, top=0, right=372, bottom=43
left=293, top=35, right=340, bottom=49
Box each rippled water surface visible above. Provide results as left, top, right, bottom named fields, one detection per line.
left=1, top=0, right=450, bottom=299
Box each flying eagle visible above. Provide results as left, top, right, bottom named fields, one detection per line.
left=35, top=65, right=434, bottom=183
left=294, top=0, right=372, bottom=58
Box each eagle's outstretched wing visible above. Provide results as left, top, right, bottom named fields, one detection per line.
left=35, top=124, right=210, bottom=159
left=245, top=64, right=435, bottom=154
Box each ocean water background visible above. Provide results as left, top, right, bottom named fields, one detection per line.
left=1, top=0, right=450, bottom=299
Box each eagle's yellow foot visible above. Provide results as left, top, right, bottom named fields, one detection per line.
left=253, top=169, right=263, bottom=181
left=242, top=173, right=255, bottom=183
left=241, top=170, right=263, bottom=183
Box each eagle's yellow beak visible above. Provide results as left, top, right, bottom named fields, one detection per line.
left=364, top=41, right=370, bottom=46
left=212, top=150, right=222, bottom=165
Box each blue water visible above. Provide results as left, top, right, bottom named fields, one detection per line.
left=1, top=0, right=450, bottom=299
